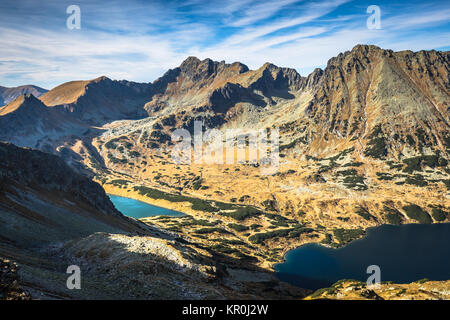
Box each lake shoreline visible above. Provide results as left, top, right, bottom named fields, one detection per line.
left=102, top=183, right=450, bottom=279
left=103, top=183, right=217, bottom=218
left=273, top=222, right=450, bottom=287
left=108, top=193, right=185, bottom=219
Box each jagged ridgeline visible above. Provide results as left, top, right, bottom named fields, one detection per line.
left=0, top=44, right=448, bottom=300
left=0, top=44, right=447, bottom=166
left=0, top=44, right=448, bottom=231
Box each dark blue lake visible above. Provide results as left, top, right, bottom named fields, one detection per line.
left=274, top=223, right=450, bottom=290
left=109, top=194, right=185, bottom=219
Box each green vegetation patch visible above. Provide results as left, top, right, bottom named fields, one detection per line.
left=431, top=207, right=448, bottom=222
left=404, top=174, right=428, bottom=187
left=133, top=186, right=218, bottom=212
left=321, top=233, right=333, bottom=245
left=402, top=204, right=432, bottom=224
left=309, top=287, right=337, bottom=298
left=376, top=172, right=394, bottom=181
left=190, top=219, right=219, bottom=227
left=333, top=228, right=365, bottom=245
left=194, top=227, right=230, bottom=235
left=402, top=154, right=447, bottom=173
left=336, top=169, right=367, bottom=190
left=364, top=125, right=387, bottom=159
left=220, top=206, right=264, bottom=221
left=383, top=206, right=404, bottom=225
left=107, top=179, right=131, bottom=187
left=227, top=223, right=250, bottom=232
left=129, top=151, right=141, bottom=158
left=107, top=154, right=128, bottom=164
left=248, top=225, right=313, bottom=244
left=343, top=161, right=364, bottom=167
left=210, top=244, right=241, bottom=255
left=355, top=207, right=376, bottom=221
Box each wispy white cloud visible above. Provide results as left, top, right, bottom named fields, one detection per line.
left=382, top=7, right=450, bottom=30
left=0, top=0, right=449, bottom=88
left=226, top=0, right=304, bottom=27
left=222, top=0, right=351, bottom=46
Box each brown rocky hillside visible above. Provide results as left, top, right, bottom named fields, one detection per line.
left=0, top=45, right=448, bottom=298
left=0, top=142, right=305, bottom=299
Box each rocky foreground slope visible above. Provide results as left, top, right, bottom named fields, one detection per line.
left=0, top=142, right=307, bottom=299
left=306, top=279, right=450, bottom=300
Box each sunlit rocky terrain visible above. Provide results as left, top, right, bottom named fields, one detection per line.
left=0, top=45, right=448, bottom=299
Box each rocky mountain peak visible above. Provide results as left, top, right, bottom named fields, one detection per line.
left=91, top=75, right=111, bottom=83
left=178, top=56, right=249, bottom=83
left=0, top=93, right=47, bottom=116
left=246, top=61, right=304, bottom=92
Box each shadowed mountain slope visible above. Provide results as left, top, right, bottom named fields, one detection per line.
left=0, top=142, right=307, bottom=300
left=0, top=142, right=149, bottom=248
left=40, top=76, right=153, bottom=125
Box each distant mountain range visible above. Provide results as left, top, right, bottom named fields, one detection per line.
left=0, top=84, right=47, bottom=106
left=0, top=44, right=448, bottom=164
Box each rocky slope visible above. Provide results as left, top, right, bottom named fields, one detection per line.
left=0, top=142, right=307, bottom=299
left=289, top=45, right=449, bottom=159
left=0, top=94, right=89, bottom=151
left=0, top=258, right=30, bottom=300
left=95, top=45, right=449, bottom=166
left=0, top=142, right=149, bottom=248
left=306, top=279, right=450, bottom=300
left=39, top=76, right=152, bottom=125
left=144, top=56, right=306, bottom=133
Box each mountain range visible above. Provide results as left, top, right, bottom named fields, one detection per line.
left=0, top=84, right=47, bottom=106
left=0, top=44, right=449, bottom=299
left=1, top=45, right=448, bottom=162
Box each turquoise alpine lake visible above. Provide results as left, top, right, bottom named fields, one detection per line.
left=108, top=194, right=185, bottom=218
left=274, top=223, right=450, bottom=290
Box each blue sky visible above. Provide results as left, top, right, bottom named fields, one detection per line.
left=0, top=0, right=449, bottom=89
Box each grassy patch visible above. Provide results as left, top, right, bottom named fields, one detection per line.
left=364, top=125, right=387, bottom=159
left=194, top=227, right=230, bottom=235
left=220, top=206, right=264, bottom=221
left=248, top=225, right=313, bottom=244
left=133, top=186, right=219, bottom=212
left=309, top=287, right=337, bottom=298
left=376, top=172, right=394, bottom=181
left=402, top=204, right=432, bottom=224
left=402, top=154, right=447, bottom=173
left=336, top=169, right=367, bottom=190
left=333, top=228, right=365, bottom=245
left=227, top=223, right=250, bottom=232
left=106, top=179, right=131, bottom=187
left=404, top=174, right=428, bottom=187
left=355, top=207, right=375, bottom=221
left=383, top=206, right=404, bottom=225
left=431, top=207, right=448, bottom=222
